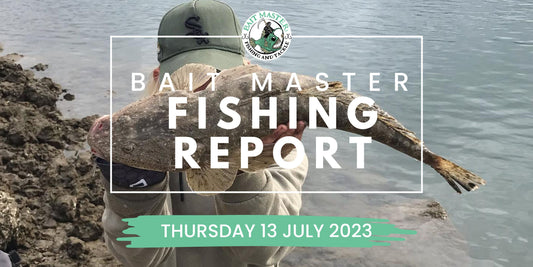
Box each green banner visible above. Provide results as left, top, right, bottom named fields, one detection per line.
left=118, top=215, right=416, bottom=248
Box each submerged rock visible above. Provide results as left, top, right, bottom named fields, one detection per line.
left=421, top=200, right=448, bottom=219
left=284, top=196, right=470, bottom=267
left=31, top=63, right=48, bottom=71
left=63, top=93, right=75, bottom=101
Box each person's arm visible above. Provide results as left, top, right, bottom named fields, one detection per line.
left=97, top=159, right=177, bottom=267
left=97, top=121, right=306, bottom=266
left=214, top=120, right=308, bottom=266
left=215, top=150, right=307, bottom=266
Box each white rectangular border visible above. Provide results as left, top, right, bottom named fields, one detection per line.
left=109, top=35, right=423, bottom=194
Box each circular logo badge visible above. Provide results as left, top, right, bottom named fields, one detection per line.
left=242, top=11, right=292, bottom=61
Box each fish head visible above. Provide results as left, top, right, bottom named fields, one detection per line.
left=87, top=114, right=153, bottom=168
left=87, top=106, right=187, bottom=171
left=88, top=115, right=111, bottom=159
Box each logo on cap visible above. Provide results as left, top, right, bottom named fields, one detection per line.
left=241, top=11, right=292, bottom=61
left=185, top=16, right=209, bottom=45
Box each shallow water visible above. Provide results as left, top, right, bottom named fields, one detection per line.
left=1, top=0, right=532, bottom=265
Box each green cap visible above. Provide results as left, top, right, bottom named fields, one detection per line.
left=157, top=0, right=245, bottom=81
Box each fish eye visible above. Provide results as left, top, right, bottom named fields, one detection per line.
left=122, top=142, right=136, bottom=154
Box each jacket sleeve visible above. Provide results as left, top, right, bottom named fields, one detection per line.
left=101, top=175, right=177, bottom=267
left=215, top=150, right=308, bottom=266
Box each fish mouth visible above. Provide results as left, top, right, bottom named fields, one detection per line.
left=91, top=147, right=105, bottom=159
left=272, top=38, right=282, bottom=49
left=89, top=115, right=109, bottom=133
left=88, top=115, right=110, bottom=159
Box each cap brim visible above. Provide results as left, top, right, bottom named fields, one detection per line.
left=159, top=49, right=244, bottom=82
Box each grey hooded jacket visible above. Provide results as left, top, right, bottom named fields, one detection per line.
left=101, top=151, right=307, bottom=267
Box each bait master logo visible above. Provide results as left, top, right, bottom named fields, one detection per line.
left=242, top=11, right=292, bottom=60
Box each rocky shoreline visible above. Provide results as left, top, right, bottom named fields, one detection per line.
left=0, top=53, right=119, bottom=266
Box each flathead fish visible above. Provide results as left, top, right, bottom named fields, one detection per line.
left=88, top=64, right=486, bottom=194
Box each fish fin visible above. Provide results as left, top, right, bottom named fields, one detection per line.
left=169, top=63, right=216, bottom=91
left=185, top=161, right=239, bottom=196
left=430, top=155, right=486, bottom=194
left=240, top=143, right=294, bottom=173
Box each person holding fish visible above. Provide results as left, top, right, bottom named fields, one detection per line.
left=93, top=1, right=308, bottom=266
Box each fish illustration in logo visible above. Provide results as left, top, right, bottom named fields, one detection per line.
left=250, top=19, right=283, bottom=53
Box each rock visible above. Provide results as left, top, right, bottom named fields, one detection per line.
left=0, top=121, right=8, bottom=137
left=420, top=200, right=448, bottom=219
left=0, top=106, right=19, bottom=119
left=74, top=151, right=93, bottom=176
left=26, top=251, right=43, bottom=264
left=69, top=219, right=103, bottom=241
left=63, top=93, right=75, bottom=101
left=0, top=59, right=27, bottom=86
left=0, top=149, right=15, bottom=165
left=37, top=125, right=64, bottom=149
left=30, top=63, right=48, bottom=71
left=7, top=159, right=43, bottom=178
left=39, top=77, right=58, bottom=89
left=64, top=128, right=86, bottom=144
left=35, top=239, right=54, bottom=250
left=0, top=173, right=21, bottom=193
left=3, top=53, right=23, bottom=62
left=23, top=84, right=58, bottom=107
left=0, top=53, right=120, bottom=265
left=0, top=191, right=19, bottom=250
left=51, top=195, right=77, bottom=222
left=7, top=124, right=33, bottom=146
left=51, top=154, right=69, bottom=171
left=42, top=218, right=57, bottom=229
left=80, top=115, right=99, bottom=132
left=62, top=237, right=85, bottom=259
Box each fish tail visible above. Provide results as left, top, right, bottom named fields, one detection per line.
left=428, top=154, right=486, bottom=194
left=297, top=81, right=487, bottom=194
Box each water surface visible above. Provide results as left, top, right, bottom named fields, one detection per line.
left=1, top=0, right=532, bottom=265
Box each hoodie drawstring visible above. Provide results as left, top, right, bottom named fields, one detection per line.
left=179, top=172, right=185, bottom=202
